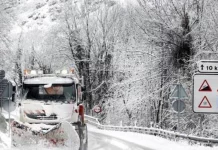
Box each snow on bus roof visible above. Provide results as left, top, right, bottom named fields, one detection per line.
left=23, top=76, right=77, bottom=84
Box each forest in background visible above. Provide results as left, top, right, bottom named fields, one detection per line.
left=1, top=0, right=218, bottom=138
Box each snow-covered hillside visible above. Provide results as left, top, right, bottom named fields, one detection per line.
left=13, top=0, right=64, bottom=32
left=1, top=0, right=218, bottom=147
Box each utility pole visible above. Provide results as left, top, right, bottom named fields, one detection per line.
left=177, top=69, right=181, bottom=132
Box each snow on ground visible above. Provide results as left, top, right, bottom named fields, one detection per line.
left=88, top=124, right=218, bottom=150
left=1, top=122, right=218, bottom=150
left=0, top=131, right=11, bottom=149
left=1, top=108, right=218, bottom=150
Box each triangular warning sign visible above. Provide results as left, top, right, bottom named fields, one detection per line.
left=170, top=84, right=188, bottom=99
left=198, top=96, right=212, bottom=108
left=199, top=80, right=212, bottom=92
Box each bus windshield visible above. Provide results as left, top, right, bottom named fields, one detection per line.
left=23, top=83, right=76, bottom=102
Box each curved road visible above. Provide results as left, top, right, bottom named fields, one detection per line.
left=88, top=130, right=153, bottom=150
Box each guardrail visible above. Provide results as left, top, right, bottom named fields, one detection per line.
left=85, top=115, right=218, bottom=146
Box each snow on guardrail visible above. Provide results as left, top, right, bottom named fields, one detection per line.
left=85, top=115, right=218, bottom=146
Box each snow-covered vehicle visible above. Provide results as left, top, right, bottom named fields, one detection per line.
left=11, top=69, right=88, bottom=150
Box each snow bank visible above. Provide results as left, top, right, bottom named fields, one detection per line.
left=0, top=113, right=11, bottom=149
left=0, top=131, right=11, bottom=149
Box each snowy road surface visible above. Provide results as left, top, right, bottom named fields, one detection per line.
left=89, top=130, right=152, bottom=150
left=87, top=124, right=218, bottom=150
left=0, top=116, right=218, bottom=150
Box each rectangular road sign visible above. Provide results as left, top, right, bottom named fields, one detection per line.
left=193, top=73, right=218, bottom=113
left=198, top=60, right=218, bottom=73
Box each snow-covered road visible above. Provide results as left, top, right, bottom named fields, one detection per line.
left=89, top=130, right=152, bottom=150
left=87, top=124, right=218, bottom=150
left=1, top=121, right=218, bottom=150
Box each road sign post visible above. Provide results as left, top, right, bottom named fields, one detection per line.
left=178, top=83, right=180, bottom=132
left=170, top=76, right=188, bottom=132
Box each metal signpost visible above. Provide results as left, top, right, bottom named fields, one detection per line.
left=170, top=83, right=188, bottom=132
left=193, top=60, right=218, bottom=113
